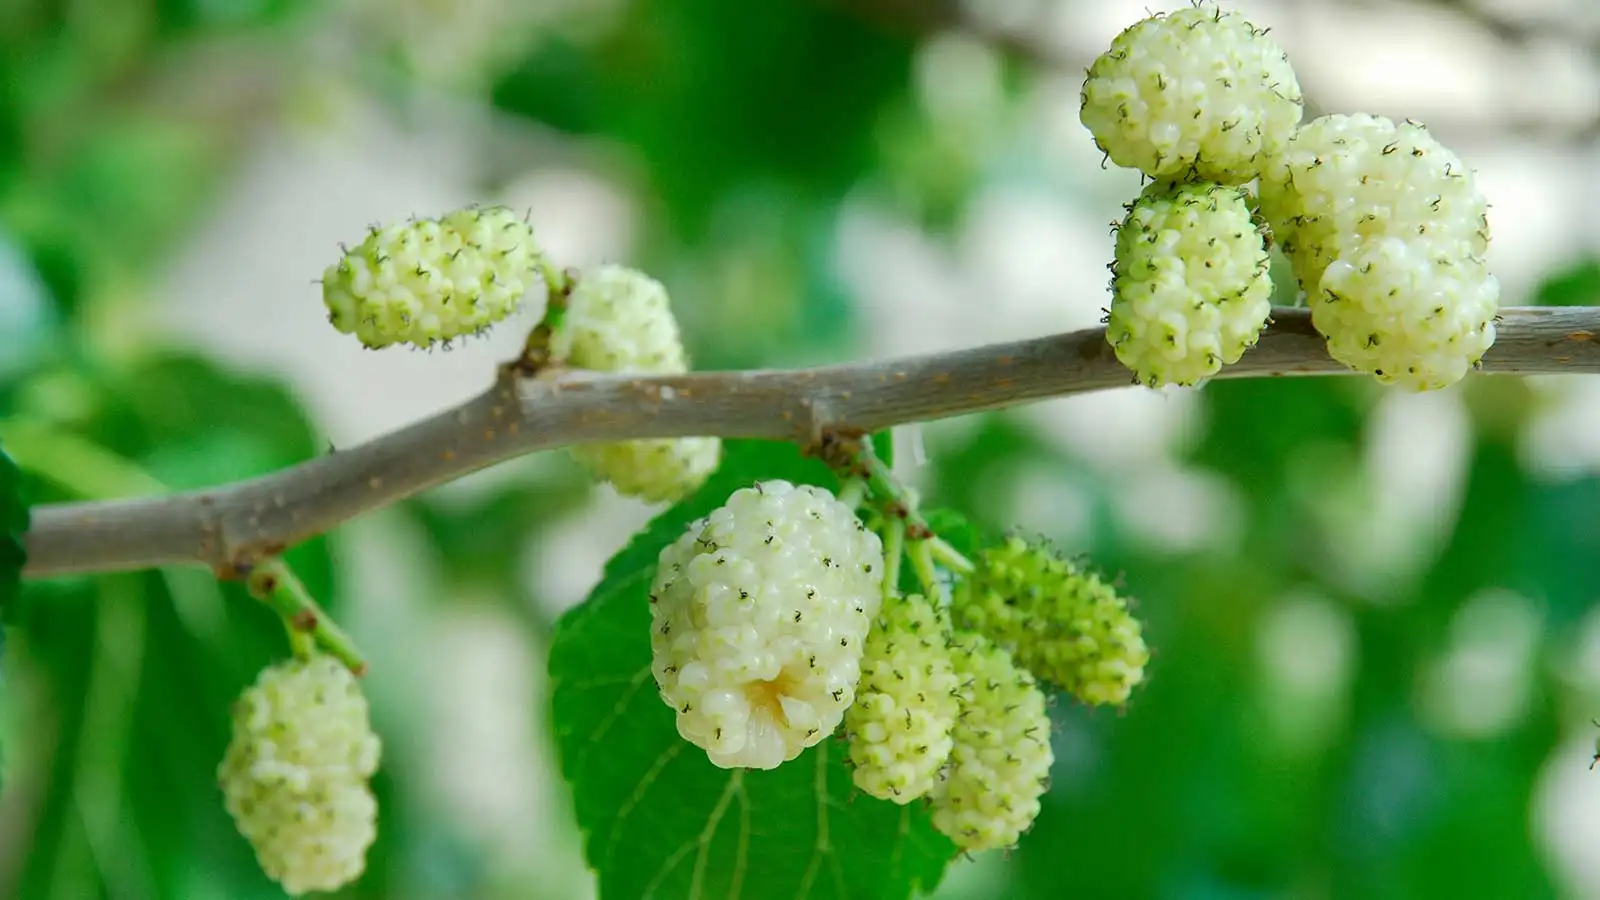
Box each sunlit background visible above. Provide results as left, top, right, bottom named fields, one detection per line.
left=1, top=0, right=1598, bottom=897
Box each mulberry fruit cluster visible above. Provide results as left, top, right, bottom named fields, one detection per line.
left=646, top=484, right=1141, bottom=852
left=322, top=205, right=544, bottom=350
left=649, top=480, right=885, bottom=770
left=218, top=655, right=382, bottom=896
left=844, top=593, right=961, bottom=803
left=1080, top=2, right=1302, bottom=184
left=954, top=536, right=1150, bottom=707
left=1106, top=180, right=1273, bottom=387
left=1258, top=114, right=1497, bottom=390
left=557, top=264, right=721, bottom=503
left=1083, top=4, right=1497, bottom=392
left=930, top=632, right=1054, bottom=853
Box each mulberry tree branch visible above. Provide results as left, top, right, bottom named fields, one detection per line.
left=22, top=305, right=1600, bottom=579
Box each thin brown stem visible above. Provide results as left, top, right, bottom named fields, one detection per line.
left=21, top=305, right=1600, bottom=578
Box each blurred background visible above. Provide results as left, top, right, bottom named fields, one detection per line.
left=0, top=0, right=1598, bottom=897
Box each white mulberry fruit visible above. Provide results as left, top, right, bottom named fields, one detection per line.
left=1258, top=114, right=1498, bottom=389
left=650, top=480, right=885, bottom=770
left=1313, top=237, right=1499, bottom=390
left=1258, top=113, right=1492, bottom=293
left=953, top=537, right=1150, bottom=707
left=1106, top=180, right=1273, bottom=387
left=1080, top=3, right=1303, bottom=183
left=556, top=264, right=719, bottom=502
left=569, top=438, right=722, bottom=505
left=844, top=594, right=961, bottom=803
left=554, top=264, right=687, bottom=373
left=931, top=633, right=1053, bottom=853
left=218, top=655, right=382, bottom=896
left=322, top=205, right=544, bottom=350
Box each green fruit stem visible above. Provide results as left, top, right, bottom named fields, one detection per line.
left=850, top=437, right=973, bottom=594
left=880, top=516, right=905, bottom=601
left=517, top=259, right=575, bottom=373
left=244, top=558, right=366, bottom=675
left=836, top=477, right=868, bottom=511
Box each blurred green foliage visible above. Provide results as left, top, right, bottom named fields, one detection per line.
left=0, top=0, right=1597, bottom=899
left=0, top=445, right=26, bottom=616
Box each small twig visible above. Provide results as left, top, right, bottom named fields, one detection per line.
left=19, top=305, right=1600, bottom=579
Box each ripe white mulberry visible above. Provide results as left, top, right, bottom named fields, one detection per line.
left=844, top=594, right=961, bottom=803
left=568, top=438, right=722, bottom=505
left=1258, top=114, right=1498, bottom=389
left=1314, top=237, right=1500, bottom=390
left=322, top=205, right=544, bottom=350
left=557, top=264, right=719, bottom=502
left=1258, top=113, right=1492, bottom=294
left=953, top=536, right=1150, bottom=707
left=931, top=632, right=1053, bottom=853
left=1105, top=180, right=1273, bottom=387
left=650, top=480, right=885, bottom=770
left=218, top=655, right=382, bottom=896
left=1080, top=3, right=1303, bottom=184
left=553, top=264, right=687, bottom=373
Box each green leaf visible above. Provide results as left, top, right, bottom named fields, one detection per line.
left=1530, top=256, right=1600, bottom=307
left=550, top=436, right=954, bottom=900
left=0, top=438, right=29, bottom=614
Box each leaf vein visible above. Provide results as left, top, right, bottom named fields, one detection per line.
left=728, top=781, right=749, bottom=900
left=643, top=835, right=701, bottom=900
left=602, top=742, right=685, bottom=872
left=690, top=773, right=742, bottom=900
left=589, top=665, right=653, bottom=746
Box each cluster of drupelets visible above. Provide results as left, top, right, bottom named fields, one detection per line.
left=218, top=656, right=382, bottom=896
left=1085, top=2, right=1498, bottom=392
left=219, top=1, right=1503, bottom=891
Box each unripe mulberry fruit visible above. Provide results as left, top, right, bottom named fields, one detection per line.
left=1106, top=180, right=1273, bottom=388
left=218, top=655, right=382, bottom=896
left=931, top=632, right=1053, bottom=853
left=1313, top=237, right=1499, bottom=391
left=844, top=594, right=961, bottom=803
left=556, top=264, right=719, bottom=502
left=322, top=205, right=545, bottom=350
left=953, top=536, right=1149, bottom=707
left=1080, top=3, right=1303, bottom=184
left=1257, top=113, right=1492, bottom=294
left=650, top=480, right=885, bottom=770
left=553, top=264, right=687, bottom=374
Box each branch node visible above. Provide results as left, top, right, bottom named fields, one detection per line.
left=807, top=425, right=868, bottom=473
